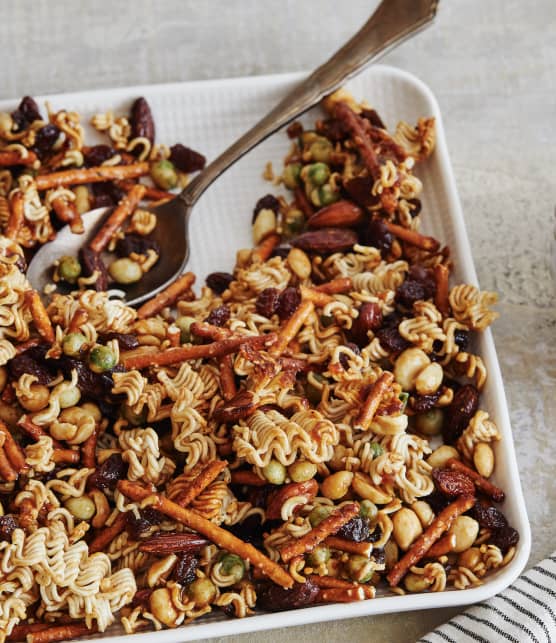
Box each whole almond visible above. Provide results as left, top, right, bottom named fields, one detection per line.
left=287, top=248, right=312, bottom=280
left=291, top=227, right=358, bottom=254
left=307, top=200, right=364, bottom=228
left=130, top=97, right=155, bottom=144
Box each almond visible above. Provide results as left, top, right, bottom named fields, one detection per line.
left=139, top=532, right=210, bottom=554
left=291, top=227, right=358, bottom=254
left=307, top=200, right=364, bottom=228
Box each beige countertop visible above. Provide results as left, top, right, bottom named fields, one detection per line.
left=1, top=1, right=554, bottom=640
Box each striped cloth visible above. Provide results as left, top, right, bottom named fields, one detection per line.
left=419, top=553, right=556, bottom=643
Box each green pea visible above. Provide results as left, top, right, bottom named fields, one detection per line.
left=108, top=258, right=142, bottom=285
left=62, top=332, right=87, bottom=357
left=307, top=544, right=330, bottom=567
left=369, top=442, right=384, bottom=459
left=218, top=552, right=245, bottom=582
left=359, top=500, right=378, bottom=522
left=398, top=392, right=410, bottom=411
left=262, top=460, right=286, bottom=485
left=174, top=315, right=196, bottom=343
left=415, top=408, right=444, bottom=436
left=150, top=159, right=178, bottom=190
left=187, top=578, right=216, bottom=606
left=57, top=255, right=81, bottom=284
left=305, top=162, right=330, bottom=187
left=88, top=345, right=117, bottom=373
left=310, top=183, right=339, bottom=207
left=282, top=163, right=302, bottom=189
left=308, top=139, right=333, bottom=163
left=308, top=505, right=332, bottom=527
left=346, top=554, right=374, bottom=583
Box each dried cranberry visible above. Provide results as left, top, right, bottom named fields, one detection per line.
left=351, top=302, right=382, bottom=347
left=336, top=516, right=371, bottom=542
left=396, top=280, right=426, bottom=308
left=89, top=454, right=127, bottom=491
left=253, top=194, right=281, bottom=221
left=432, top=468, right=475, bottom=498
left=98, top=333, right=139, bottom=351
left=471, top=499, right=508, bottom=530
left=206, top=304, right=230, bottom=327
left=343, top=176, right=378, bottom=209
left=79, top=247, right=109, bottom=291
left=442, top=384, right=479, bottom=445
left=115, top=233, right=159, bottom=258
left=33, top=124, right=61, bottom=159
left=276, top=287, right=301, bottom=321
left=206, top=272, right=233, bottom=295
left=375, top=326, right=410, bottom=353
left=11, top=96, right=42, bottom=130
left=361, top=218, right=393, bottom=255
left=91, top=181, right=125, bottom=208
left=169, top=143, right=205, bottom=173
left=491, top=526, right=519, bottom=554
left=360, top=108, right=386, bottom=130
left=410, top=389, right=442, bottom=413
left=8, top=344, right=55, bottom=384
left=286, top=121, right=304, bottom=139
left=84, top=144, right=116, bottom=167
left=255, top=288, right=281, bottom=318
left=0, top=515, right=18, bottom=542
left=257, top=579, right=319, bottom=611
left=173, top=552, right=199, bottom=585
left=454, top=329, right=470, bottom=351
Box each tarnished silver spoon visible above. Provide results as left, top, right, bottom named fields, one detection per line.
left=27, top=0, right=438, bottom=305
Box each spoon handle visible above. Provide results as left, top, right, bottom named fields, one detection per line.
left=180, top=0, right=438, bottom=207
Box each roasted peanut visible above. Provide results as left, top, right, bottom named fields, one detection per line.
left=457, top=547, right=482, bottom=570
left=147, top=554, right=178, bottom=587
left=411, top=500, right=434, bottom=528
left=150, top=587, right=179, bottom=627
left=449, top=515, right=480, bottom=553
left=321, top=471, right=353, bottom=500
left=392, top=508, right=423, bottom=551
left=393, top=348, right=430, bottom=391
left=415, top=362, right=443, bottom=395
left=351, top=471, right=392, bottom=505
left=404, top=572, right=431, bottom=592
left=427, top=445, right=460, bottom=469
left=64, top=495, right=96, bottom=521
left=473, top=442, right=494, bottom=478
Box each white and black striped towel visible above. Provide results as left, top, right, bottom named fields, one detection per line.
left=420, top=552, right=556, bottom=643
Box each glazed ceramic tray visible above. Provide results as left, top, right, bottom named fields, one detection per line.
left=0, top=65, right=531, bottom=641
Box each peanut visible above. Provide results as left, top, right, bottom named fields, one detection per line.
left=321, top=470, right=353, bottom=500
left=287, top=248, right=312, bottom=280
left=411, top=500, right=434, bottom=528
left=288, top=461, right=317, bottom=483
left=473, top=442, right=494, bottom=478
left=351, top=471, right=393, bottom=505
left=449, top=515, right=479, bottom=553
left=427, top=445, right=460, bottom=469
left=394, top=348, right=430, bottom=391
left=392, top=508, right=423, bottom=551
left=415, top=362, right=443, bottom=395
left=404, top=572, right=431, bottom=592
left=147, top=554, right=178, bottom=588
left=150, top=587, right=179, bottom=627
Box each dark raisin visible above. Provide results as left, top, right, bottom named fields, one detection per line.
left=11, top=96, right=42, bottom=130
left=84, top=144, right=116, bottom=167
left=287, top=121, right=304, bottom=139
left=221, top=602, right=236, bottom=617
left=372, top=547, right=386, bottom=565
left=360, top=108, right=386, bottom=130
left=91, top=181, right=125, bottom=209
left=382, top=310, right=405, bottom=328
left=33, top=124, right=61, bottom=159
left=0, top=515, right=18, bottom=542
left=408, top=264, right=436, bottom=299
left=407, top=198, right=422, bottom=217
left=375, top=326, right=410, bottom=353
left=79, top=247, right=108, bottom=291
left=366, top=524, right=383, bottom=543
left=432, top=468, right=475, bottom=497
left=226, top=514, right=265, bottom=549
left=173, top=552, right=199, bottom=585
left=351, top=302, right=382, bottom=347
left=255, top=288, right=281, bottom=318
left=423, top=491, right=451, bottom=514
left=252, top=194, right=281, bottom=223
left=360, top=218, right=393, bottom=255
left=8, top=344, right=55, bottom=384
left=169, top=143, right=205, bottom=173
left=270, top=246, right=291, bottom=260
left=336, top=515, right=371, bottom=542
left=410, top=389, right=442, bottom=413
left=115, top=233, right=159, bottom=258
left=131, top=589, right=153, bottom=608
left=276, top=287, right=301, bottom=321
left=89, top=454, right=127, bottom=491
left=454, top=329, right=470, bottom=351
left=206, top=304, right=230, bottom=327
left=126, top=506, right=164, bottom=539
left=396, top=280, right=426, bottom=308
left=257, top=579, right=319, bottom=611
left=491, top=526, right=519, bottom=554
left=442, top=384, right=480, bottom=445
left=471, top=499, right=508, bottom=530
left=130, top=97, right=155, bottom=144
left=339, top=342, right=361, bottom=370
left=316, top=118, right=347, bottom=142
left=206, top=272, right=234, bottom=295
left=58, top=355, right=117, bottom=402
left=343, top=176, right=379, bottom=209
left=98, top=333, right=139, bottom=351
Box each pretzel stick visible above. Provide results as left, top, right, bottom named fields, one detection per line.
left=118, top=480, right=294, bottom=588
left=7, top=622, right=49, bottom=641
left=307, top=575, right=374, bottom=598
left=35, top=162, right=149, bottom=190
left=387, top=495, right=475, bottom=586
left=447, top=458, right=505, bottom=502
left=230, top=470, right=266, bottom=486
left=425, top=532, right=456, bottom=558
left=51, top=196, right=84, bottom=234
left=300, top=286, right=333, bottom=307
left=270, top=300, right=314, bottom=357
left=324, top=536, right=373, bottom=557
left=355, top=371, right=394, bottom=430
left=15, top=337, right=42, bottom=354
left=52, top=448, right=80, bottom=464
left=315, top=587, right=368, bottom=603
left=5, top=190, right=24, bottom=240
left=279, top=502, right=359, bottom=563
left=190, top=320, right=231, bottom=340
left=252, top=232, right=280, bottom=263
left=0, top=446, right=17, bottom=481
left=0, top=149, right=38, bottom=167
left=88, top=512, right=127, bottom=553
left=24, top=290, right=55, bottom=343
left=68, top=308, right=89, bottom=334
left=314, top=277, right=353, bottom=295
left=88, top=183, right=145, bottom=253
left=18, top=416, right=62, bottom=448
left=0, top=421, right=26, bottom=472
left=136, top=272, right=196, bottom=319
left=335, top=102, right=380, bottom=179
left=384, top=222, right=440, bottom=252
left=122, top=333, right=275, bottom=370
left=174, top=460, right=228, bottom=507
left=117, top=179, right=174, bottom=202
left=27, top=624, right=96, bottom=643
left=219, top=354, right=237, bottom=400
left=434, top=264, right=450, bottom=316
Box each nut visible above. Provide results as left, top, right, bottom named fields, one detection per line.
left=384, top=539, right=399, bottom=571
left=415, top=362, right=443, bottom=395
left=473, top=442, right=494, bottom=478
left=130, top=97, right=155, bottom=144
left=73, top=185, right=91, bottom=215
left=393, top=348, right=430, bottom=391
left=414, top=408, right=444, bottom=436
left=288, top=461, right=317, bottom=483
left=307, top=200, right=364, bottom=228
left=287, top=248, right=312, bottom=280
left=149, top=587, right=179, bottom=627
left=449, top=515, right=479, bottom=553
left=17, top=383, right=50, bottom=412
left=291, top=227, right=358, bottom=254
left=139, top=532, right=210, bottom=554
left=427, top=445, right=460, bottom=469
left=392, top=507, right=423, bottom=551
left=252, top=208, right=277, bottom=245
left=411, top=500, right=434, bottom=527
left=457, top=547, right=481, bottom=569
left=147, top=554, right=178, bottom=588
left=404, top=572, right=431, bottom=592
left=351, top=471, right=393, bottom=504
left=320, top=470, right=353, bottom=500
left=64, top=496, right=96, bottom=521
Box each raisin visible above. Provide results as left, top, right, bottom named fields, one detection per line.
left=372, top=547, right=386, bottom=565
left=396, top=280, right=426, bottom=308
left=360, top=107, right=386, bottom=130
left=130, top=97, right=155, bottom=145
left=276, top=287, right=301, bottom=321
left=343, top=176, right=378, bottom=209
left=407, top=198, right=422, bottom=217
left=286, top=121, right=304, bottom=139
left=206, top=272, right=233, bottom=295
left=491, top=526, right=519, bottom=554
left=423, top=491, right=451, bottom=514
left=471, top=498, right=508, bottom=530
left=291, top=228, right=358, bottom=254
left=408, top=264, right=436, bottom=299
left=221, top=602, right=236, bottom=617
left=253, top=194, right=281, bottom=219
left=169, top=143, right=205, bottom=173
left=351, top=302, right=382, bottom=347
left=432, top=468, right=475, bottom=498
left=339, top=342, right=361, bottom=370
left=115, top=233, right=159, bottom=258
left=255, top=288, right=281, bottom=318
left=11, top=96, right=42, bottom=130
left=173, top=552, right=199, bottom=585
left=91, top=181, right=125, bottom=208
left=227, top=514, right=265, bottom=549
left=257, top=579, right=319, bottom=611
left=79, top=247, right=109, bottom=291
left=270, top=247, right=291, bottom=260
left=366, top=524, right=382, bottom=543
left=126, top=506, right=164, bottom=539
left=375, top=326, right=410, bottom=353
left=316, top=118, right=347, bottom=142
left=33, top=124, right=61, bottom=159
left=336, top=516, right=371, bottom=542
left=8, top=344, right=55, bottom=384
left=442, top=384, right=479, bottom=445
left=58, top=355, right=117, bottom=402
left=206, top=304, right=230, bottom=327
left=454, top=329, right=470, bottom=351
left=131, top=589, right=153, bottom=608
left=83, top=144, right=116, bottom=167
left=0, top=515, right=18, bottom=542
left=360, top=218, right=393, bottom=255
left=98, top=333, right=139, bottom=351
left=410, top=389, right=442, bottom=413
left=89, top=454, right=127, bottom=491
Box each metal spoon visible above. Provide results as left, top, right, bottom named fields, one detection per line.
left=27, top=0, right=439, bottom=304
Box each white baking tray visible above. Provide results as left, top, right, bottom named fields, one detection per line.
left=0, top=65, right=531, bottom=641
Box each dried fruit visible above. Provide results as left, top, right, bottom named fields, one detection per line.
left=255, top=288, right=281, bottom=318
left=442, top=384, right=480, bottom=444
left=343, top=176, right=379, bottom=209
left=89, top=454, right=127, bottom=491
left=454, top=329, right=470, bottom=351
left=130, top=97, right=155, bottom=144
left=80, top=247, right=109, bottom=291
left=0, top=515, right=18, bottom=542
left=375, top=326, right=410, bottom=353
left=33, top=124, right=61, bottom=159
left=206, top=272, right=234, bottom=294
left=291, top=228, right=358, bottom=254
left=127, top=507, right=165, bottom=539
left=169, top=143, right=206, bottom=173
left=98, top=333, right=139, bottom=351
left=307, top=200, right=363, bottom=229
left=58, top=354, right=118, bottom=403
left=213, top=390, right=257, bottom=423
left=351, top=302, right=382, bottom=346
left=471, top=499, right=508, bottom=530
left=286, top=121, right=304, bottom=139
left=396, top=280, right=426, bottom=308
left=83, top=144, right=116, bottom=167
left=276, top=287, right=301, bottom=320
left=115, top=233, right=159, bottom=258
left=360, top=218, right=393, bottom=255
left=257, top=579, right=319, bottom=611
left=8, top=344, right=56, bottom=384
left=206, top=304, right=230, bottom=327
left=173, top=552, right=199, bottom=585
left=91, top=181, right=125, bottom=208
left=432, top=468, right=475, bottom=498
left=11, top=96, right=42, bottom=130
left=410, top=389, right=442, bottom=413
left=336, top=515, right=372, bottom=542
left=491, top=525, right=519, bottom=554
